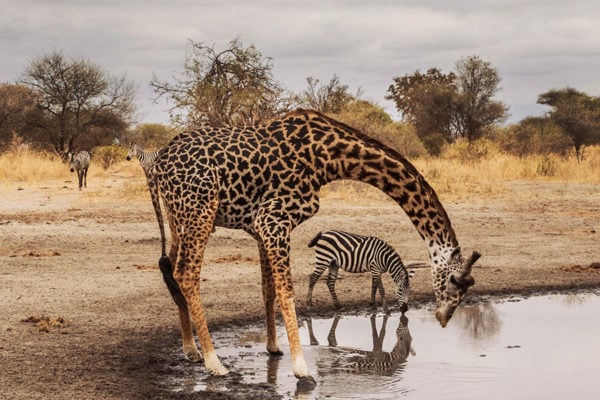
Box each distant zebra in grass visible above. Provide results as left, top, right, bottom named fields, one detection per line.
left=125, top=142, right=167, bottom=256
left=69, top=150, right=91, bottom=190
left=126, top=143, right=160, bottom=176
left=307, top=230, right=412, bottom=313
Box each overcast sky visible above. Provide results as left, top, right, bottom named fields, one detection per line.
left=2, top=0, right=600, bottom=125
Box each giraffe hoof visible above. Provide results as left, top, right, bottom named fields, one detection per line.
left=268, top=348, right=284, bottom=357
left=186, top=350, right=203, bottom=363
left=296, top=375, right=317, bottom=392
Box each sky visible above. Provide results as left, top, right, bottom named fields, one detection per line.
left=2, top=0, right=600, bottom=126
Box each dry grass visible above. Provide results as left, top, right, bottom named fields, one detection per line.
left=2, top=146, right=599, bottom=203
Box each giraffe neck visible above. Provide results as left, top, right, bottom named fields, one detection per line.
left=308, top=112, right=459, bottom=263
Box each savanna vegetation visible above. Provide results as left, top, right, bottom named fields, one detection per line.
left=1, top=38, right=600, bottom=190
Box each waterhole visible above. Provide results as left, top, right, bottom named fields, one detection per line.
left=168, top=292, right=600, bottom=399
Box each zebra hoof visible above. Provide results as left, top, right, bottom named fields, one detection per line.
left=296, top=375, right=317, bottom=392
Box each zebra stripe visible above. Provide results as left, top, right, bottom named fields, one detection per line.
left=69, top=150, right=91, bottom=190
left=307, top=230, right=411, bottom=312
left=126, top=143, right=160, bottom=175
left=126, top=142, right=167, bottom=257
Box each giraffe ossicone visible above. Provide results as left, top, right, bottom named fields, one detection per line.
left=150, top=109, right=479, bottom=384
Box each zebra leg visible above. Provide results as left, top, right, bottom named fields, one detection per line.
left=256, top=238, right=283, bottom=356
left=307, top=262, right=327, bottom=307
left=326, top=260, right=342, bottom=309
left=326, top=315, right=341, bottom=347
left=371, top=269, right=387, bottom=313
left=77, top=169, right=84, bottom=190
left=370, top=275, right=377, bottom=308
left=83, top=167, right=87, bottom=188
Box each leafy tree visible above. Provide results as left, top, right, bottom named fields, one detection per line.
left=21, top=51, right=136, bottom=156
left=0, top=83, right=38, bottom=150
left=454, top=56, right=509, bottom=141
left=499, top=117, right=571, bottom=157
left=297, top=75, right=359, bottom=114
left=123, top=123, right=176, bottom=149
left=537, top=87, right=600, bottom=161
left=386, top=56, right=508, bottom=154
left=330, top=100, right=427, bottom=158
left=151, top=38, right=289, bottom=127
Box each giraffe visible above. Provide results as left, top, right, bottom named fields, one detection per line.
left=151, top=109, right=480, bottom=386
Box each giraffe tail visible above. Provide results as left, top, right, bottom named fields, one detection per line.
left=307, top=231, right=322, bottom=248
left=158, top=255, right=188, bottom=311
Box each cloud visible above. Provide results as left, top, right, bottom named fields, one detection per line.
left=2, top=0, right=600, bottom=124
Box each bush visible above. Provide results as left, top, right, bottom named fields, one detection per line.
left=440, top=138, right=498, bottom=163
left=94, top=145, right=127, bottom=169
left=536, top=156, right=557, bottom=176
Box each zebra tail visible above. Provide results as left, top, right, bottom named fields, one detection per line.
left=158, top=256, right=188, bottom=311
left=307, top=231, right=322, bottom=248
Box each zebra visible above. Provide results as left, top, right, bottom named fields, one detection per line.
left=125, top=142, right=167, bottom=256
left=307, top=314, right=414, bottom=376
left=307, top=230, right=412, bottom=313
left=126, top=143, right=160, bottom=176
left=69, top=150, right=91, bottom=190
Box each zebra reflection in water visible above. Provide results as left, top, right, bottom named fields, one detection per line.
left=305, top=314, right=414, bottom=376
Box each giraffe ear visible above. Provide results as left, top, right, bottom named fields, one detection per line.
left=450, top=247, right=461, bottom=263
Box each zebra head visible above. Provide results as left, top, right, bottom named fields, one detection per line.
left=394, top=271, right=410, bottom=314
left=433, top=249, right=480, bottom=327
left=126, top=143, right=141, bottom=161
left=69, top=152, right=76, bottom=172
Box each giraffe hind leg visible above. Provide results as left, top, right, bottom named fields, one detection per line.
left=173, top=197, right=228, bottom=375
left=159, top=244, right=201, bottom=362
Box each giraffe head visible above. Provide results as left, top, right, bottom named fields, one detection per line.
left=433, top=249, right=480, bottom=327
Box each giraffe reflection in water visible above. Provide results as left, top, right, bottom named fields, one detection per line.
left=306, top=314, right=415, bottom=376
left=453, top=302, right=501, bottom=339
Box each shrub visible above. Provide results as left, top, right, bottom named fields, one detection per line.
left=440, top=138, right=498, bottom=163
left=94, top=145, right=127, bottom=169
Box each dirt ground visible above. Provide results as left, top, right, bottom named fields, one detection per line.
left=1, top=173, right=599, bottom=399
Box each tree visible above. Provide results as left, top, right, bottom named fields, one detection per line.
left=499, top=117, right=571, bottom=157
left=21, top=51, right=136, bottom=156
left=386, top=56, right=508, bottom=154
left=454, top=56, right=509, bottom=141
left=151, top=38, right=289, bottom=127
left=330, top=100, right=427, bottom=158
left=123, top=123, right=175, bottom=149
left=297, top=75, right=359, bottom=114
left=537, top=87, right=600, bottom=161
left=0, top=83, right=38, bottom=150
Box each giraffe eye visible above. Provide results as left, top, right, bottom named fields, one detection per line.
left=449, top=274, right=459, bottom=286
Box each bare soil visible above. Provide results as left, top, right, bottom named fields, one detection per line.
left=1, top=176, right=599, bottom=399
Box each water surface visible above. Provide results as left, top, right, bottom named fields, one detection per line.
left=170, top=293, right=600, bottom=399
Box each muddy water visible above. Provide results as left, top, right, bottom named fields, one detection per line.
left=169, top=293, right=600, bottom=399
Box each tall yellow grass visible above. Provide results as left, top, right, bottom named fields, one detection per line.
left=1, top=146, right=599, bottom=201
